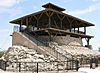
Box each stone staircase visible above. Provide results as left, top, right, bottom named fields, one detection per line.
left=22, top=30, right=72, bottom=61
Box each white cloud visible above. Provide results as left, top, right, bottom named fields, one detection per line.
left=66, top=3, right=100, bottom=16
left=0, top=0, right=24, bottom=17
left=0, top=7, right=23, bottom=17
left=86, top=0, right=100, bottom=2
left=0, top=28, right=10, bottom=33
left=60, top=0, right=72, bottom=3
left=7, top=7, right=22, bottom=15
left=92, top=0, right=97, bottom=1
left=10, top=7, right=23, bottom=16
left=0, top=0, right=22, bottom=8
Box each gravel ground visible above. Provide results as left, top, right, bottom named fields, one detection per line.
left=79, top=67, right=100, bottom=73
left=0, top=67, right=100, bottom=73
left=0, top=69, right=86, bottom=73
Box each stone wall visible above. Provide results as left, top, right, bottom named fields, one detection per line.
left=12, top=32, right=37, bottom=49
left=12, top=31, right=82, bottom=47
left=37, top=35, right=83, bottom=46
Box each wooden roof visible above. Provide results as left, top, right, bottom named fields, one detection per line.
left=10, top=3, right=95, bottom=28
left=42, top=3, right=65, bottom=11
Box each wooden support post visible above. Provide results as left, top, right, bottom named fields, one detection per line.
left=61, top=20, right=62, bottom=29
left=20, top=19, right=23, bottom=32
left=87, top=38, right=90, bottom=46
left=34, top=15, right=38, bottom=30
left=76, top=60, right=79, bottom=71
left=49, top=16, right=51, bottom=28
left=57, top=14, right=62, bottom=29
left=26, top=17, right=29, bottom=27
left=70, top=25, right=72, bottom=32
left=78, top=27, right=79, bottom=33
left=67, top=61, right=68, bottom=70
left=67, top=17, right=74, bottom=32
left=19, top=24, right=22, bottom=32
left=37, top=19, right=39, bottom=30
left=72, top=57, right=74, bottom=70
left=57, top=61, right=59, bottom=72
left=37, top=63, right=38, bottom=73
left=74, top=28, right=75, bottom=32
left=4, top=61, right=7, bottom=71
left=45, top=11, right=54, bottom=28
left=19, top=62, right=21, bottom=72
left=84, top=27, right=86, bottom=34
left=80, top=55, right=83, bottom=66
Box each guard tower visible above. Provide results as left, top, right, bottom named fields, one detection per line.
left=10, top=3, right=94, bottom=49
left=8, top=3, right=100, bottom=70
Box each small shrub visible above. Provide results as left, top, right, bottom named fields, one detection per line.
left=0, top=51, right=4, bottom=58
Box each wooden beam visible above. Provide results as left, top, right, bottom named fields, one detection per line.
left=50, top=11, right=54, bottom=17
left=45, top=11, right=54, bottom=28
left=47, top=28, right=94, bottom=38
left=33, top=15, right=38, bottom=20
left=45, top=11, right=54, bottom=17
left=57, top=13, right=61, bottom=20
left=45, top=11, right=49, bottom=16
left=38, top=12, right=44, bottom=19
left=56, top=13, right=62, bottom=29
left=62, top=15, right=65, bottom=20
left=67, top=17, right=75, bottom=32
left=33, top=15, right=38, bottom=29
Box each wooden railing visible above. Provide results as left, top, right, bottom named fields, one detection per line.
left=0, top=60, right=79, bottom=72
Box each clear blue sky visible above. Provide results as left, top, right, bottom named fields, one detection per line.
left=0, top=0, right=100, bottom=51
